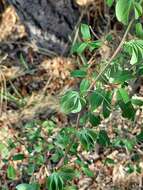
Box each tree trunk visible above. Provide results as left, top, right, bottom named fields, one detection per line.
left=7, top=0, right=80, bottom=56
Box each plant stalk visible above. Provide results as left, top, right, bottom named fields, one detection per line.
left=56, top=19, right=134, bottom=170
left=89, top=19, right=134, bottom=90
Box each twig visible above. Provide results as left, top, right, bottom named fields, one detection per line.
left=89, top=26, right=100, bottom=39
left=0, top=67, right=7, bottom=115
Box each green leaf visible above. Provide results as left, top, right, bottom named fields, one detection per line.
left=79, top=113, right=89, bottom=125
left=135, top=23, right=143, bottom=39
left=80, top=79, right=90, bottom=94
left=13, top=154, right=25, bottom=161
left=77, top=129, right=97, bottom=150
left=117, top=88, right=130, bottom=104
left=7, top=165, right=16, bottom=180
left=124, top=40, right=143, bottom=64
left=126, top=163, right=134, bottom=174
left=115, top=0, right=133, bottom=25
left=106, top=0, right=114, bottom=7
left=71, top=70, right=87, bottom=78
left=31, top=185, right=39, bottom=190
left=134, top=2, right=142, bottom=20
left=104, top=158, right=115, bottom=165
left=61, top=91, right=82, bottom=114
left=112, top=138, right=123, bottom=148
left=42, top=120, right=56, bottom=134
left=27, top=164, right=35, bottom=175
left=77, top=42, right=88, bottom=54
left=59, top=167, right=75, bottom=181
left=16, top=184, right=30, bottom=190
left=118, top=101, right=136, bottom=120
left=136, top=131, right=143, bottom=142
left=47, top=173, right=64, bottom=190
left=81, top=24, right=91, bottom=40
left=16, top=183, right=40, bottom=190
left=82, top=166, right=94, bottom=177
left=71, top=42, right=88, bottom=54
left=130, top=47, right=138, bottom=65
left=97, top=130, right=110, bottom=146
left=131, top=153, right=140, bottom=162
left=111, top=70, right=133, bottom=83
left=89, top=89, right=104, bottom=111
left=51, top=153, right=61, bottom=163
left=136, top=164, right=142, bottom=174
left=89, top=114, right=101, bottom=126
left=138, top=65, right=143, bottom=76
left=132, top=98, right=143, bottom=106
left=88, top=40, right=102, bottom=51
left=123, top=139, right=135, bottom=151
left=103, top=91, right=112, bottom=118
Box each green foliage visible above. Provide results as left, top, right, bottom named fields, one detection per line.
left=115, top=0, right=143, bottom=25
left=71, top=24, right=102, bottom=54
left=97, top=130, right=110, bottom=146
left=71, top=70, right=87, bottom=78
left=60, top=90, right=83, bottom=114
left=82, top=166, right=94, bottom=177
left=136, top=130, right=143, bottom=142
left=118, top=101, right=136, bottom=120
left=102, top=91, right=112, bottom=118
left=89, top=114, right=101, bottom=126
left=135, top=23, right=143, bottom=38
left=47, top=172, right=64, bottom=190
left=16, top=183, right=40, bottom=190
left=58, top=3, right=143, bottom=187
left=124, top=39, right=143, bottom=64
left=110, top=70, right=134, bottom=83
left=115, top=0, right=133, bottom=25
left=80, top=24, right=91, bottom=41
left=117, top=88, right=130, bottom=104
left=59, top=167, right=76, bottom=181
left=80, top=79, right=90, bottom=95
left=122, top=138, right=136, bottom=151
left=89, top=89, right=105, bottom=111
left=6, top=1, right=143, bottom=189
left=104, top=158, right=116, bottom=165
left=13, top=154, right=25, bottom=161
left=7, top=165, right=16, bottom=180
left=134, top=2, right=143, bottom=19
left=77, top=129, right=97, bottom=150
left=106, top=0, right=114, bottom=7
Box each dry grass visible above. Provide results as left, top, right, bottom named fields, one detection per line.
left=0, top=6, right=26, bottom=41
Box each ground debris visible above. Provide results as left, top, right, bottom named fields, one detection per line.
left=0, top=6, right=26, bottom=41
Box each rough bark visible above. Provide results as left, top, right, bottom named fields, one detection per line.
left=7, top=0, right=80, bottom=56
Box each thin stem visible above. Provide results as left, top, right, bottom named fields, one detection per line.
left=89, top=19, right=134, bottom=90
